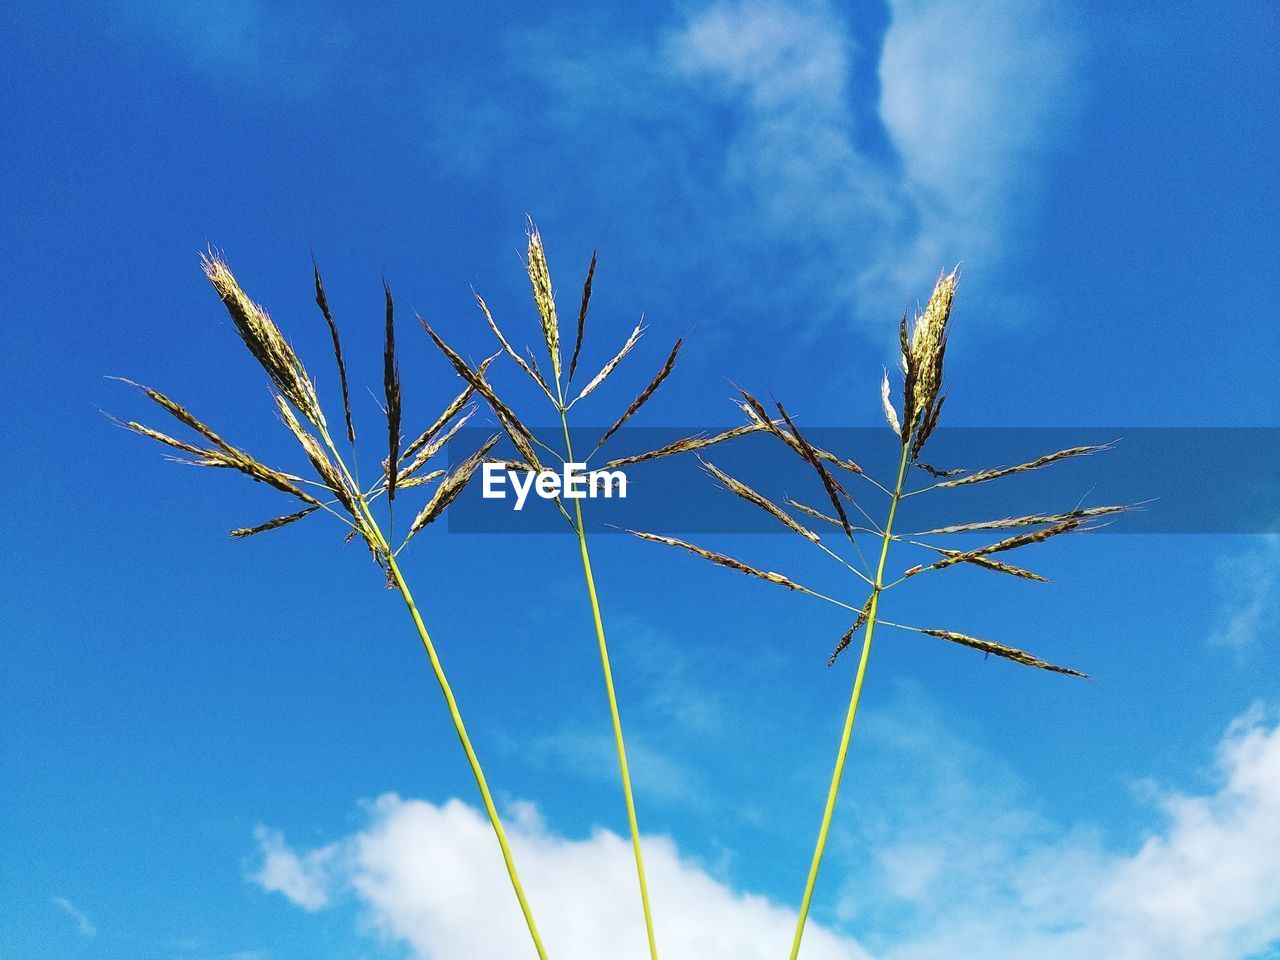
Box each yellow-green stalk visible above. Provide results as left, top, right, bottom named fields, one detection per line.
left=556, top=380, right=661, bottom=960
left=787, top=440, right=909, bottom=960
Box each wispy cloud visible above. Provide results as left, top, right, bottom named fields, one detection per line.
left=250, top=704, right=1280, bottom=959
left=249, top=825, right=337, bottom=912
left=51, top=896, right=96, bottom=938
left=112, top=0, right=351, bottom=96
left=1211, top=534, right=1280, bottom=650
left=430, top=0, right=1079, bottom=330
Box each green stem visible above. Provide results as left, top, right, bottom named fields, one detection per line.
left=318, top=422, right=549, bottom=960
left=787, top=441, right=911, bottom=960
left=385, top=553, right=550, bottom=960
left=559, top=410, right=661, bottom=960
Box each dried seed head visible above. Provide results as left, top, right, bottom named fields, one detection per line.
left=911, top=626, right=1088, bottom=679
left=384, top=281, right=402, bottom=501
left=526, top=221, right=561, bottom=381
left=602, top=422, right=768, bottom=469
left=404, top=435, right=500, bottom=542
left=900, top=269, right=957, bottom=442
left=828, top=600, right=873, bottom=666
left=629, top=530, right=816, bottom=594
left=312, top=258, right=356, bottom=443
left=702, top=458, right=820, bottom=543
left=230, top=506, right=320, bottom=539
left=595, top=338, right=682, bottom=450
left=574, top=321, right=644, bottom=403
left=201, top=252, right=325, bottom=429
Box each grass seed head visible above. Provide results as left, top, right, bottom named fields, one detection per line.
left=201, top=252, right=325, bottom=429
left=525, top=221, right=561, bottom=381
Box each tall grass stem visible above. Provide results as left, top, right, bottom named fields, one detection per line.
left=559, top=409, right=661, bottom=960
left=319, top=423, right=550, bottom=960
left=787, top=441, right=911, bottom=960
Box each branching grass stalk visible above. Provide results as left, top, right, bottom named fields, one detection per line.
left=788, top=440, right=910, bottom=960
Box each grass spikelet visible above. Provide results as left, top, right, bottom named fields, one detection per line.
left=602, top=423, right=769, bottom=468
left=109, top=378, right=236, bottom=453
left=595, top=338, right=682, bottom=450
left=914, top=505, right=1128, bottom=536
left=915, top=461, right=965, bottom=478
left=786, top=498, right=844, bottom=529
left=568, top=250, right=596, bottom=383
left=827, top=601, right=872, bottom=666
left=738, top=389, right=862, bottom=474
left=397, top=468, right=446, bottom=489
left=401, top=353, right=498, bottom=465
left=525, top=221, right=561, bottom=380
left=702, top=459, right=820, bottom=542
left=892, top=624, right=1088, bottom=678
left=912, top=517, right=1087, bottom=574
left=399, top=407, right=475, bottom=480
left=230, top=506, right=320, bottom=539
left=275, top=395, right=358, bottom=517
left=929, top=549, right=1048, bottom=582
left=384, top=282, right=402, bottom=502
left=404, top=435, right=499, bottom=543
left=418, top=316, right=542, bottom=461
left=107, top=414, right=213, bottom=459
left=312, top=258, right=356, bottom=443
left=201, top=252, right=324, bottom=428
left=201, top=446, right=322, bottom=506
left=881, top=369, right=901, bottom=437
left=934, top=444, right=1111, bottom=488
left=774, top=400, right=855, bottom=541
left=900, top=269, right=957, bottom=438
left=573, top=321, right=644, bottom=403
left=475, top=290, right=556, bottom=402
left=629, top=530, right=816, bottom=593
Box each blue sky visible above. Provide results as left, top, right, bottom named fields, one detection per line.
left=2, top=1, right=1279, bottom=958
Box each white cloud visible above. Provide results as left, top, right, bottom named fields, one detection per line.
left=250, top=825, right=337, bottom=912
left=51, top=896, right=96, bottom=938
left=251, top=705, right=1280, bottom=960
left=259, top=795, right=871, bottom=960
left=440, top=0, right=1079, bottom=329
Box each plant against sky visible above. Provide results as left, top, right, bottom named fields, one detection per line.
left=419, top=219, right=767, bottom=960
left=632, top=271, right=1130, bottom=958
left=110, top=254, right=554, bottom=959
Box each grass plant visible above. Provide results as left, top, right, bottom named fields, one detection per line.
left=630, top=270, right=1130, bottom=958
left=419, top=219, right=762, bottom=960
left=112, top=253, right=550, bottom=959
